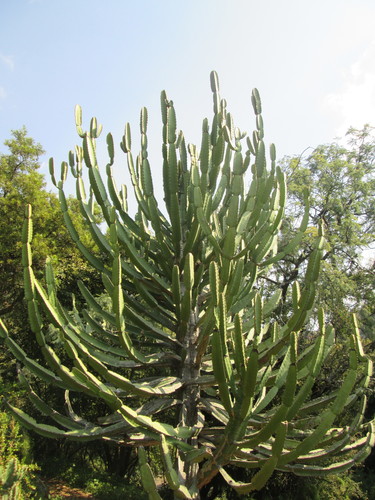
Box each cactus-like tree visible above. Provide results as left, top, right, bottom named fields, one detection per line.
left=0, top=72, right=374, bottom=499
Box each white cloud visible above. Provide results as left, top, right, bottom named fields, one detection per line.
left=324, top=41, right=375, bottom=137
left=0, top=53, right=15, bottom=71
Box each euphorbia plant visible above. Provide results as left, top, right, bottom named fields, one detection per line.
left=1, top=72, right=373, bottom=499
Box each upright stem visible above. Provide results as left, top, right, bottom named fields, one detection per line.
left=177, top=305, right=201, bottom=499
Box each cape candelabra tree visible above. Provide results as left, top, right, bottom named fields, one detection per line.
left=0, top=72, right=374, bottom=499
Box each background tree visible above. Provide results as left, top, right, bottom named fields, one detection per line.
left=0, top=127, right=102, bottom=332
left=243, top=126, right=375, bottom=500
left=275, top=126, right=374, bottom=338
left=0, top=127, right=46, bottom=318
left=0, top=128, right=140, bottom=493
left=0, top=129, right=106, bottom=498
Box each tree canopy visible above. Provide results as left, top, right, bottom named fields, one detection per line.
left=0, top=128, right=102, bottom=322
left=276, top=125, right=374, bottom=339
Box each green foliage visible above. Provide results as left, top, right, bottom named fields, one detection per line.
left=0, top=412, right=39, bottom=499
left=0, top=127, right=103, bottom=404
left=1, top=73, right=374, bottom=500
left=38, top=450, right=146, bottom=500
left=278, top=126, right=374, bottom=337
left=271, top=129, right=375, bottom=500
left=0, top=128, right=102, bottom=323
left=214, top=468, right=370, bottom=499
left=315, top=474, right=364, bottom=500
left=85, top=477, right=147, bottom=500
left=0, top=127, right=104, bottom=497
left=0, top=127, right=46, bottom=318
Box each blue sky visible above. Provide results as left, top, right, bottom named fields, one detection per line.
left=1, top=0, right=375, bottom=200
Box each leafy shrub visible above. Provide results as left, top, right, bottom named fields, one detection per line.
left=0, top=411, right=39, bottom=498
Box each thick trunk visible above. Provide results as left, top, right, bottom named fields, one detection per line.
left=177, top=306, right=202, bottom=499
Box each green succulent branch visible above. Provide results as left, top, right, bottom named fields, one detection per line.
left=0, top=72, right=373, bottom=499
